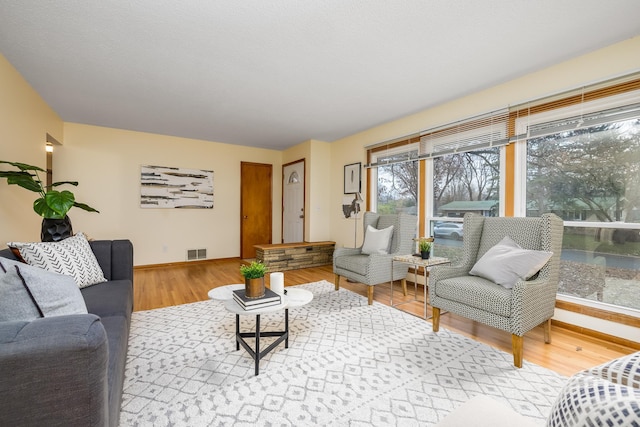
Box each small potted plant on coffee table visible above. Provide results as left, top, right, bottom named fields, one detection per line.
left=240, top=260, right=267, bottom=298
left=416, top=237, right=434, bottom=259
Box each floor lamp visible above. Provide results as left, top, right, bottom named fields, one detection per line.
left=352, top=192, right=363, bottom=248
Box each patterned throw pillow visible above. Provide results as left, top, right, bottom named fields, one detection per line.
left=587, top=351, right=640, bottom=388
left=546, top=370, right=640, bottom=427
left=8, top=232, right=106, bottom=288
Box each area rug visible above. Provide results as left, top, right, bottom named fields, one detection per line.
left=119, top=280, right=566, bottom=426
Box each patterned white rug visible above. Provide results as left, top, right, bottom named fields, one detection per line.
left=119, top=280, right=566, bottom=426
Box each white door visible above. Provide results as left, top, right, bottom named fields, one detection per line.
left=283, top=160, right=305, bottom=243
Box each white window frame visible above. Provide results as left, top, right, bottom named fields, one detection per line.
left=368, top=142, right=419, bottom=214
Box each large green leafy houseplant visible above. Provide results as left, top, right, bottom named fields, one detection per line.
left=0, top=160, right=99, bottom=219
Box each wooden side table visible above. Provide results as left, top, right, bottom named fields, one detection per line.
left=390, top=255, right=450, bottom=319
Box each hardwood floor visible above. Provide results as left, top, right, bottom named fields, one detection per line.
left=133, top=259, right=637, bottom=377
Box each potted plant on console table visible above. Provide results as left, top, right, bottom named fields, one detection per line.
left=0, top=160, right=99, bottom=242
left=240, top=260, right=267, bottom=298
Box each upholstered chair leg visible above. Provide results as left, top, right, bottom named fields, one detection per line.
left=544, top=319, right=552, bottom=344
left=432, top=307, right=440, bottom=331
left=334, top=274, right=340, bottom=291
left=401, top=278, right=407, bottom=296
left=512, top=334, right=523, bottom=368
left=367, top=286, right=374, bottom=305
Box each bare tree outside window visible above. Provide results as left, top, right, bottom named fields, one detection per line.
left=526, top=118, right=640, bottom=310
left=376, top=151, right=418, bottom=215
left=433, top=148, right=500, bottom=217
left=430, top=147, right=500, bottom=263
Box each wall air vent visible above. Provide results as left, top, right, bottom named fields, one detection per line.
left=187, top=248, right=207, bottom=261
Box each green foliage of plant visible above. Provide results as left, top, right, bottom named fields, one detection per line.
left=416, top=237, right=433, bottom=252
left=0, top=160, right=99, bottom=219
left=240, top=260, right=266, bottom=279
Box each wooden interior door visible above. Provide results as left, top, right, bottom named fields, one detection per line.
left=240, top=162, right=272, bottom=259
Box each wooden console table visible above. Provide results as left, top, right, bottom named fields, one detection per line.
left=255, top=241, right=335, bottom=272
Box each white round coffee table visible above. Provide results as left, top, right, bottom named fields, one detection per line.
left=211, top=285, right=313, bottom=375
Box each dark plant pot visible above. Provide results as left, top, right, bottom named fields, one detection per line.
left=245, top=277, right=265, bottom=299
left=421, top=250, right=431, bottom=260
left=41, top=216, right=73, bottom=242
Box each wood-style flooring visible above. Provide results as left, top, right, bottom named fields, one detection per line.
left=133, top=259, right=637, bottom=377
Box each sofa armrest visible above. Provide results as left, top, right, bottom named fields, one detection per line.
left=430, top=265, right=472, bottom=284
left=0, top=315, right=109, bottom=427
left=90, top=239, right=134, bottom=282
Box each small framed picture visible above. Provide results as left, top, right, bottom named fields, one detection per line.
left=344, top=162, right=361, bottom=194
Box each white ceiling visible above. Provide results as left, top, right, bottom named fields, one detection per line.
left=1, top=1, right=639, bottom=150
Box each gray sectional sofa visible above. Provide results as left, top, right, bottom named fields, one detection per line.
left=0, top=239, right=134, bottom=427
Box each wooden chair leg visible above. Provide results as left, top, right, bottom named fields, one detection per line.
left=544, top=318, right=552, bottom=344
left=367, top=286, right=374, bottom=305
left=401, top=278, right=407, bottom=296
left=432, top=307, right=440, bottom=331
left=512, top=334, right=523, bottom=368
left=334, top=274, right=340, bottom=291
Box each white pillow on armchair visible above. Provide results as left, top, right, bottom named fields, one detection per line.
left=361, top=225, right=394, bottom=255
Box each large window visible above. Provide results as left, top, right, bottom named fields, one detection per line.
left=519, top=94, right=640, bottom=311
left=369, top=145, right=419, bottom=215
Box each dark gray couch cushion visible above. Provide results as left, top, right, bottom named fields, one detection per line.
left=82, top=279, right=133, bottom=320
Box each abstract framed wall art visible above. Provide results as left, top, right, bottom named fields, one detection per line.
left=140, top=165, right=214, bottom=209
left=344, top=162, right=361, bottom=194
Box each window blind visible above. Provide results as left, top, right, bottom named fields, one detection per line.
left=419, top=109, right=509, bottom=158
left=526, top=102, right=640, bottom=139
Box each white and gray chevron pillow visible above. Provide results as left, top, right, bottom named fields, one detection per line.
left=8, top=232, right=106, bottom=288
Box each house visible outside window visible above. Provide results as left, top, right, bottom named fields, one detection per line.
left=516, top=90, right=640, bottom=312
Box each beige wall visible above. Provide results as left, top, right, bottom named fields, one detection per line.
left=307, top=140, right=331, bottom=241
left=59, top=123, right=283, bottom=266
left=0, top=54, right=64, bottom=243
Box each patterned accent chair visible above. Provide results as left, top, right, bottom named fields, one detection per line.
left=334, top=212, right=416, bottom=305
left=430, top=212, right=564, bottom=368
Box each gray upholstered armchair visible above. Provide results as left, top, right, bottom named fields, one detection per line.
left=334, top=212, right=416, bottom=305
left=430, top=213, right=564, bottom=368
